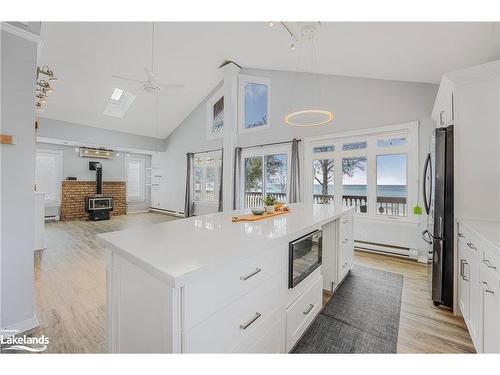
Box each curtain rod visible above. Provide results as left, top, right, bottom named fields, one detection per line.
left=188, top=148, right=223, bottom=156
left=239, top=139, right=301, bottom=150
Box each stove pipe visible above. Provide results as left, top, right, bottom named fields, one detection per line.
left=89, top=161, right=103, bottom=195
left=95, top=164, right=102, bottom=194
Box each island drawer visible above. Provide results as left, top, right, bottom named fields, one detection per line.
left=286, top=274, right=322, bottom=352
left=183, top=247, right=286, bottom=329
left=338, top=213, right=353, bottom=240
left=183, top=269, right=286, bottom=353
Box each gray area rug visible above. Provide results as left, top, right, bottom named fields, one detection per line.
left=292, top=265, right=403, bottom=353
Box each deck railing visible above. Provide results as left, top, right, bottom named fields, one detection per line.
left=245, top=192, right=406, bottom=216
left=244, top=191, right=287, bottom=208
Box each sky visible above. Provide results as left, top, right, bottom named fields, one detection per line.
left=244, top=83, right=268, bottom=127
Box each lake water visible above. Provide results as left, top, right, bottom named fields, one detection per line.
left=312, top=184, right=406, bottom=197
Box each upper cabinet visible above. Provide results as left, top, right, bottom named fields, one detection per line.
left=431, top=77, right=454, bottom=127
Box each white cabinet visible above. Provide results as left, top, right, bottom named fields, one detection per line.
left=457, top=219, right=500, bottom=353
left=323, top=210, right=354, bottom=292
left=432, top=78, right=454, bottom=127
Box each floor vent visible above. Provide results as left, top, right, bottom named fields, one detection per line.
left=354, top=240, right=419, bottom=260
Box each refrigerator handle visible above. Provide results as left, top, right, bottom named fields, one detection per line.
left=422, top=153, right=432, bottom=215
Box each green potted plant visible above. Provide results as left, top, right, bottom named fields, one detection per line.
left=263, top=194, right=277, bottom=213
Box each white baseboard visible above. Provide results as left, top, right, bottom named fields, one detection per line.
left=149, top=207, right=184, bottom=218
left=126, top=210, right=150, bottom=214
left=1, top=314, right=39, bottom=337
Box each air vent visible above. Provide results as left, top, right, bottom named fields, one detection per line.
left=80, top=148, right=116, bottom=159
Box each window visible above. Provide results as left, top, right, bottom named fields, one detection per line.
left=239, top=75, right=270, bottom=133
left=305, top=123, right=417, bottom=220
left=342, top=157, right=368, bottom=213
left=35, top=150, right=62, bottom=204
left=126, top=158, right=145, bottom=202
left=193, top=152, right=222, bottom=204
left=313, top=159, right=334, bottom=205
left=242, top=146, right=290, bottom=208
left=377, top=154, right=407, bottom=216
left=206, top=87, right=224, bottom=139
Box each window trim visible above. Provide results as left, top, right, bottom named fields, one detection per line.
left=303, top=121, right=419, bottom=223
left=125, top=157, right=146, bottom=202
left=35, top=149, right=63, bottom=206
left=240, top=144, right=291, bottom=207
left=238, top=74, right=271, bottom=134
left=193, top=151, right=222, bottom=205
left=206, top=86, right=224, bottom=140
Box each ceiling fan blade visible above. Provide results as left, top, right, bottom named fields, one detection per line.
left=112, top=75, right=143, bottom=84
left=159, top=83, right=186, bottom=90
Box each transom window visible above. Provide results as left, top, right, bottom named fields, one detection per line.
left=241, top=145, right=290, bottom=208
left=305, top=124, right=417, bottom=219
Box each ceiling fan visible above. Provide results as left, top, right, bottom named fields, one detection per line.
left=112, top=23, right=186, bottom=95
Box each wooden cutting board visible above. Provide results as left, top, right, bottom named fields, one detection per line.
left=231, top=209, right=290, bottom=222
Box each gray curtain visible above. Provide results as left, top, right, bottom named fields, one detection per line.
left=184, top=153, right=194, bottom=217
left=233, top=147, right=242, bottom=210
left=218, top=149, right=223, bottom=212
left=289, top=138, right=301, bottom=203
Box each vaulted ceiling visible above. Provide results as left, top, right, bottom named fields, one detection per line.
left=38, top=22, right=500, bottom=139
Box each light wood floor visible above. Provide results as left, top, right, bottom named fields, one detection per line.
left=4, top=213, right=475, bottom=353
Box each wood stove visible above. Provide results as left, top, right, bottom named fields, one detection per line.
left=86, top=161, right=113, bottom=220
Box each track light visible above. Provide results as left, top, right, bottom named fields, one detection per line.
left=290, top=43, right=296, bottom=51
left=35, top=102, right=44, bottom=111
left=37, top=65, right=57, bottom=81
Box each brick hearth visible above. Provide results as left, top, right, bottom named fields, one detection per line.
left=61, top=181, right=126, bottom=221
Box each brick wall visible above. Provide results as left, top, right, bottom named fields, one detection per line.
left=61, top=181, right=126, bottom=221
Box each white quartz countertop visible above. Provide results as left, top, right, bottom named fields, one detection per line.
left=459, top=218, right=500, bottom=250
left=98, top=204, right=353, bottom=287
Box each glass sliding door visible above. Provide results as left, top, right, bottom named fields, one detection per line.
left=243, top=150, right=289, bottom=208
left=265, top=154, right=288, bottom=204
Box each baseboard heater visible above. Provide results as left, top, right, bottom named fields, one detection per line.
left=354, top=239, right=419, bottom=260
left=149, top=207, right=185, bottom=218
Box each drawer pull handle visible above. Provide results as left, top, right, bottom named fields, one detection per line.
left=342, top=262, right=348, bottom=268
left=458, top=232, right=465, bottom=238
left=481, top=281, right=495, bottom=294
left=482, top=259, right=497, bottom=270
left=467, top=242, right=477, bottom=250
left=342, top=239, right=349, bottom=244
left=240, top=268, right=262, bottom=281
left=342, top=220, right=349, bottom=224
left=240, top=312, right=262, bottom=330
left=303, top=304, right=314, bottom=315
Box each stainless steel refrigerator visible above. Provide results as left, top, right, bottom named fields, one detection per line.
left=422, top=125, right=454, bottom=308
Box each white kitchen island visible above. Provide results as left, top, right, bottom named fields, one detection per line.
left=98, top=203, right=354, bottom=353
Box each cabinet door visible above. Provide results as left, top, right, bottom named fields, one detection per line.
left=480, top=268, right=500, bottom=353
left=458, top=241, right=470, bottom=321
left=468, top=248, right=481, bottom=349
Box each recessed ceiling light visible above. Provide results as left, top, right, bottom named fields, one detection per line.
left=110, top=88, right=124, bottom=102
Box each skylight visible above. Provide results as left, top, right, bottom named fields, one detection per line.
left=110, top=88, right=124, bottom=102
left=103, top=90, right=136, bottom=119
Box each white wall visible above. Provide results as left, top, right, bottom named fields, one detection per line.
left=37, top=143, right=151, bottom=215
left=37, top=117, right=167, bottom=152
left=159, top=83, right=223, bottom=213
left=160, top=68, right=438, bottom=256
left=0, top=30, right=38, bottom=332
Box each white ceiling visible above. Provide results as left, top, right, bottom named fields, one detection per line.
left=38, top=22, right=500, bottom=139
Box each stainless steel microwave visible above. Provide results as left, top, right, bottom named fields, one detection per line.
left=288, top=230, right=322, bottom=288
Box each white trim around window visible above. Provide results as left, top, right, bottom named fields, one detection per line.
left=303, top=121, right=420, bottom=223
left=125, top=157, right=146, bottom=202
left=238, top=74, right=271, bottom=134
left=206, top=86, right=224, bottom=140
